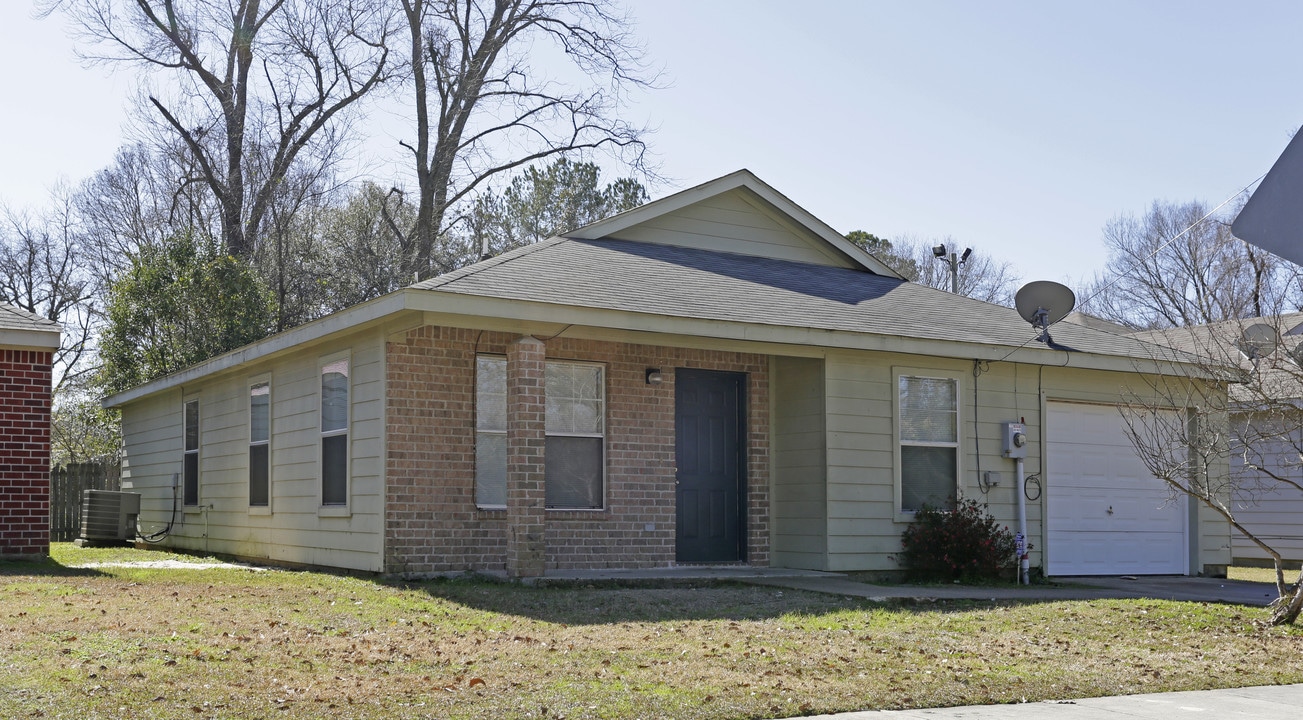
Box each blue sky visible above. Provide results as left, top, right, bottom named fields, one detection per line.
left=3, top=1, right=1301, bottom=287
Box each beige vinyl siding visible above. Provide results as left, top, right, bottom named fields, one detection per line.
left=770, top=356, right=828, bottom=570
left=115, top=328, right=387, bottom=572
left=1038, top=367, right=1231, bottom=575
left=817, top=351, right=1230, bottom=574
left=119, top=388, right=185, bottom=538
left=824, top=351, right=997, bottom=572
left=606, top=189, right=857, bottom=268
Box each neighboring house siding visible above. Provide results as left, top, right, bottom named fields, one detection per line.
left=606, top=190, right=855, bottom=269
left=0, top=349, right=53, bottom=556
left=1230, top=425, right=1303, bottom=565
left=119, top=331, right=386, bottom=572
left=384, top=325, right=770, bottom=573
left=770, top=355, right=827, bottom=570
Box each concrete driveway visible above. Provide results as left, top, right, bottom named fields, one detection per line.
left=1061, top=575, right=1279, bottom=606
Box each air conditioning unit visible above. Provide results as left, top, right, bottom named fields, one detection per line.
left=76, top=490, right=141, bottom=545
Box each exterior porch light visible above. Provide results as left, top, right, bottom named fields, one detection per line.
left=645, top=368, right=664, bottom=385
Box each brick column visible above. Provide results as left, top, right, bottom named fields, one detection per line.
left=0, top=349, right=53, bottom=557
left=506, top=336, right=546, bottom=577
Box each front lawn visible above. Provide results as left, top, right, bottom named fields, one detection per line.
left=2, top=545, right=1302, bottom=720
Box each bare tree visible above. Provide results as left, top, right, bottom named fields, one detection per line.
left=395, top=0, right=655, bottom=279
left=1078, top=200, right=1302, bottom=330
left=1123, top=315, right=1303, bottom=624
left=849, top=232, right=1020, bottom=305
left=73, top=142, right=220, bottom=289
left=44, top=0, right=396, bottom=258
left=0, top=188, right=100, bottom=390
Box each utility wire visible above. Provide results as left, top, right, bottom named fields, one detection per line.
left=995, top=173, right=1267, bottom=364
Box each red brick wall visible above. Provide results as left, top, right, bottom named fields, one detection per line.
left=505, top=336, right=546, bottom=577
left=0, top=349, right=53, bottom=556
left=384, top=326, right=770, bottom=573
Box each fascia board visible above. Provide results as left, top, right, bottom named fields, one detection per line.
left=0, top=328, right=61, bottom=350
left=102, top=292, right=413, bottom=408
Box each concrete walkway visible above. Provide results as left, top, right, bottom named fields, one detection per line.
left=526, top=565, right=1279, bottom=607
left=748, top=574, right=1278, bottom=606
left=798, top=684, right=1303, bottom=719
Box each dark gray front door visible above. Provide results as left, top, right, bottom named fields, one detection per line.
left=675, top=369, right=746, bottom=563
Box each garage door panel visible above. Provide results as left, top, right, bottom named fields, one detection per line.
left=1047, top=402, right=1187, bottom=576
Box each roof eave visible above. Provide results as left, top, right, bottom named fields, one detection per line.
left=409, top=289, right=1208, bottom=376
left=0, top=327, right=61, bottom=350
left=102, top=292, right=413, bottom=408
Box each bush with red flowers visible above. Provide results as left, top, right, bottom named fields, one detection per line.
left=899, top=498, right=1017, bottom=582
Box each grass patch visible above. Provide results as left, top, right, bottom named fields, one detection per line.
left=1228, top=566, right=1299, bottom=585
left=2, top=545, right=1302, bottom=719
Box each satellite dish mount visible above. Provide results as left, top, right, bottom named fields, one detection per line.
left=1014, top=281, right=1077, bottom=346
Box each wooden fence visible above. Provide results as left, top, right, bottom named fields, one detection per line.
left=49, top=461, right=121, bottom=542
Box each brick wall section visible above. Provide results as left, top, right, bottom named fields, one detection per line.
left=0, top=349, right=53, bottom=556
left=384, top=326, right=770, bottom=573
left=506, top=336, right=546, bottom=577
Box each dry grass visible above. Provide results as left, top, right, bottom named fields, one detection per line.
left=1228, top=566, right=1302, bottom=585
left=3, top=546, right=1303, bottom=720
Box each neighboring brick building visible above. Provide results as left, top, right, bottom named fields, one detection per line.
left=102, top=171, right=1232, bottom=579
left=0, top=303, right=60, bottom=558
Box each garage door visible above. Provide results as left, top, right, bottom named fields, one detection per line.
left=1046, top=402, right=1187, bottom=576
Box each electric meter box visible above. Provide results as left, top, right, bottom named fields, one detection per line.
left=1003, top=421, right=1028, bottom=459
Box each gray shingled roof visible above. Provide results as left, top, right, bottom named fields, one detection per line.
left=1132, top=313, right=1303, bottom=400
left=0, top=302, right=59, bottom=333
left=413, top=237, right=1186, bottom=362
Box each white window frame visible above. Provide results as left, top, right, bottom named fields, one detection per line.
left=319, top=352, right=351, bottom=515
left=893, top=367, right=963, bottom=520
left=474, top=355, right=607, bottom=511
left=541, top=358, right=607, bottom=511
left=248, top=375, right=272, bottom=514
left=182, top=396, right=201, bottom=511
left=474, top=355, right=508, bottom=510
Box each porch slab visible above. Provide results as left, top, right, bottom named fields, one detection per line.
left=520, top=565, right=840, bottom=585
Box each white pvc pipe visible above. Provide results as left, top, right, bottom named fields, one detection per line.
left=1016, top=457, right=1029, bottom=585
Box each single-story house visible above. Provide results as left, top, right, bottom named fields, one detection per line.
left=104, top=170, right=1231, bottom=578
left=0, top=303, right=61, bottom=558
left=1135, top=313, right=1303, bottom=567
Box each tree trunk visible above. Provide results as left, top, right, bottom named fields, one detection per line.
left=1269, top=567, right=1303, bottom=625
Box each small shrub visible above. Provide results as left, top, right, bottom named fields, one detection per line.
left=899, top=498, right=1017, bottom=582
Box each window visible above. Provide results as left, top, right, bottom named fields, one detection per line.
left=321, top=357, right=349, bottom=506
left=183, top=398, right=199, bottom=507
left=475, top=356, right=507, bottom=507
left=897, top=373, right=959, bottom=513
left=249, top=381, right=270, bottom=508
left=475, top=356, right=605, bottom=510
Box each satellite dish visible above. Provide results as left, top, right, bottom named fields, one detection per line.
left=1015, top=281, right=1076, bottom=344
left=1238, top=323, right=1279, bottom=360
left=1288, top=342, right=1303, bottom=367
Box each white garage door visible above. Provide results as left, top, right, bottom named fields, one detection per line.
left=1046, top=402, right=1187, bottom=576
